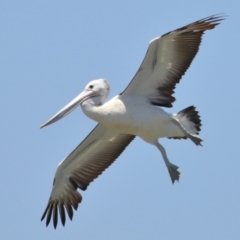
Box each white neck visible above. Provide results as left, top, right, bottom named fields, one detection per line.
left=81, top=97, right=105, bottom=123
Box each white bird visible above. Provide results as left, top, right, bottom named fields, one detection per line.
left=40, top=14, right=224, bottom=228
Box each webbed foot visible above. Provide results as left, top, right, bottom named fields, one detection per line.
left=168, top=163, right=180, bottom=184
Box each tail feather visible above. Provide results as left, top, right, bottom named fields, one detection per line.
left=169, top=106, right=202, bottom=140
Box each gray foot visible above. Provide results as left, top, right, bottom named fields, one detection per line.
left=168, top=163, right=180, bottom=184
left=187, top=133, right=203, bottom=146
left=171, top=117, right=203, bottom=146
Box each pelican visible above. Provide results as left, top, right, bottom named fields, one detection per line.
left=40, top=15, right=224, bottom=228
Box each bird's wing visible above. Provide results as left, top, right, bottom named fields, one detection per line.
left=121, top=14, right=225, bottom=107
left=41, top=123, right=135, bottom=228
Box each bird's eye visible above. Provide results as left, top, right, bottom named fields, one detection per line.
left=89, top=85, right=93, bottom=89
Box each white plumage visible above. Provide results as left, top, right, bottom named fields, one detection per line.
left=40, top=14, right=225, bottom=228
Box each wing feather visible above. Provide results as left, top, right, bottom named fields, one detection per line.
left=121, top=14, right=225, bottom=107
left=41, top=124, right=135, bottom=228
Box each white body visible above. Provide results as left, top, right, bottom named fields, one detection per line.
left=40, top=15, right=224, bottom=228
left=82, top=95, right=190, bottom=143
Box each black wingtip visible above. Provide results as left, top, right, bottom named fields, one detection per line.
left=41, top=202, right=50, bottom=222
left=195, top=13, right=227, bottom=25
left=59, top=204, right=66, bottom=227
left=53, top=204, right=58, bottom=229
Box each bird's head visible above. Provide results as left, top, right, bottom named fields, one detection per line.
left=40, top=79, right=110, bottom=128
left=84, top=79, right=110, bottom=105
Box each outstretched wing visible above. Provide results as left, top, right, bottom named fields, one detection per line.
left=41, top=124, right=135, bottom=228
left=121, top=14, right=225, bottom=107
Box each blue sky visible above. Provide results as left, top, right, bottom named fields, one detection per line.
left=1, top=1, right=240, bottom=239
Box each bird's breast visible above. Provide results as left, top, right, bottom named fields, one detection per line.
left=83, top=96, right=170, bottom=138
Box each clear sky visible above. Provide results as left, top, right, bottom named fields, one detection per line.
left=1, top=1, right=239, bottom=239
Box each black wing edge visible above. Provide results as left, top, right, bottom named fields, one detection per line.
left=41, top=130, right=135, bottom=228
left=161, top=13, right=227, bottom=37
left=119, top=13, right=227, bottom=97
left=41, top=188, right=82, bottom=229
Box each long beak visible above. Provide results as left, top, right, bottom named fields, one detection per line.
left=40, top=89, right=98, bottom=128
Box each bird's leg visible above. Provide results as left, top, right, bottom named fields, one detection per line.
left=171, top=116, right=203, bottom=146
left=155, top=141, right=180, bottom=183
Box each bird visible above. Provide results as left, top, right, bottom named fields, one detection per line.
left=40, top=14, right=225, bottom=228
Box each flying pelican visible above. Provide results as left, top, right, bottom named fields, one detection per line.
left=40, top=14, right=224, bottom=228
